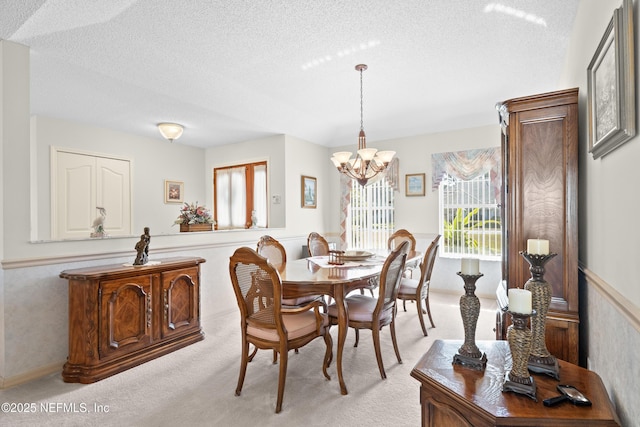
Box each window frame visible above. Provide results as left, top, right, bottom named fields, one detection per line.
left=213, top=161, right=268, bottom=230
left=438, top=171, right=501, bottom=260
left=347, top=178, right=395, bottom=250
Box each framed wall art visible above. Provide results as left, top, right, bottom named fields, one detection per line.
left=164, top=180, right=184, bottom=203
left=587, top=0, right=635, bottom=159
left=405, top=173, right=425, bottom=197
left=301, top=175, right=317, bottom=208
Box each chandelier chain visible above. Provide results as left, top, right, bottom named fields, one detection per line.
left=360, top=67, right=364, bottom=131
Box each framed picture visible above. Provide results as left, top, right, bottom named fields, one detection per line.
left=405, top=173, right=425, bottom=197
left=301, top=175, right=317, bottom=208
left=164, top=180, right=184, bottom=203
left=587, top=0, right=635, bottom=159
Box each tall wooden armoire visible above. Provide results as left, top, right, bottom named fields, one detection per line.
left=496, top=88, right=579, bottom=364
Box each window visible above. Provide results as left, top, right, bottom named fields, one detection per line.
left=347, top=178, right=395, bottom=250
left=438, top=172, right=501, bottom=259
left=214, top=162, right=267, bottom=229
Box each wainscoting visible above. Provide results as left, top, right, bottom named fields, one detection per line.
left=580, top=266, right=639, bottom=426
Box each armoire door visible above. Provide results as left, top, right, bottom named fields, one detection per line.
left=498, top=88, right=579, bottom=364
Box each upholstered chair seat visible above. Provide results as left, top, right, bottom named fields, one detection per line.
left=327, top=295, right=394, bottom=323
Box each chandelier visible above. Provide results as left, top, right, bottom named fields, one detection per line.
left=331, top=64, right=395, bottom=186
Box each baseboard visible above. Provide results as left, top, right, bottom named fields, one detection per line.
left=0, top=360, right=64, bottom=389
left=581, top=265, right=640, bottom=333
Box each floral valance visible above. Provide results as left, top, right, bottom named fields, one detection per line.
left=431, top=147, right=501, bottom=194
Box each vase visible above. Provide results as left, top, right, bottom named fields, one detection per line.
left=180, top=223, right=213, bottom=232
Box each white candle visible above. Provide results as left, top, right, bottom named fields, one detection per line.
left=461, top=258, right=480, bottom=275
left=527, top=239, right=549, bottom=255
left=509, top=288, right=532, bottom=314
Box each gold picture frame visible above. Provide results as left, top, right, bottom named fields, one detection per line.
left=587, top=0, right=636, bottom=159
left=405, top=173, right=425, bottom=197
left=301, top=175, right=317, bottom=208
left=164, top=180, right=184, bottom=203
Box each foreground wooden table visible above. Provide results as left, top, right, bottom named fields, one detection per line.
left=411, top=340, right=620, bottom=426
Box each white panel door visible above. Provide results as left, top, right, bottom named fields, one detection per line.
left=53, top=150, right=131, bottom=239
left=97, top=157, right=131, bottom=235
left=55, top=151, right=96, bottom=239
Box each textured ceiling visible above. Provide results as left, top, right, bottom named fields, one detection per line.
left=1, top=0, right=580, bottom=148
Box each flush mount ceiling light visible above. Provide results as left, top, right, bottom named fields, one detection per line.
left=331, top=64, right=395, bottom=186
left=157, top=122, right=184, bottom=142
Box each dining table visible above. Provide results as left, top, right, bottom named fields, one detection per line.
left=278, top=249, right=421, bottom=395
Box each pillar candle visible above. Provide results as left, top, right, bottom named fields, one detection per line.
left=461, top=258, right=480, bottom=275
left=527, top=239, right=549, bottom=255
left=509, top=288, right=532, bottom=314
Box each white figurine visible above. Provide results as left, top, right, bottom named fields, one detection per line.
left=91, top=207, right=108, bottom=237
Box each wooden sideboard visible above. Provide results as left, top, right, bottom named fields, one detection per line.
left=60, top=256, right=205, bottom=383
left=411, top=340, right=620, bottom=426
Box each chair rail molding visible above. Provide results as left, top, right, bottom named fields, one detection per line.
left=580, top=263, right=640, bottom=333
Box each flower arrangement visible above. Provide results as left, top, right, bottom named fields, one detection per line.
left=174, top=201, right=215, bottom=226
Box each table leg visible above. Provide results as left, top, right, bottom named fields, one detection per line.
left=334, top=284, right=348, bottom=395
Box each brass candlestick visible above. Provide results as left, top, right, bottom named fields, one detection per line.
left=520, top=251, right=559, bottom=379
left=503, top=310, right=537, bottom=401
left=452, top=272, right=487, bottom=370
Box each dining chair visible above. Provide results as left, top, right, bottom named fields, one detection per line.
left=388, top=228, right=418, bottom=278
left=397, top=235, right=441, bottom=336
left=257, top=235, right=325, bottom=308
left=307, top=232, right=335, bottom=305
left=257, top=235, right=326, bottom=360
left=307, top=232, right=330, bottom=256
left=327, top=240, right=409, bottom=379
left=229, top=247, right=332, bottom=413
left=256, top=235, right=287, bottom=269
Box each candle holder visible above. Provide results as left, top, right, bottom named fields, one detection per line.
left=503, top=309, right=537, bottom=401
left=452, top=272, right=487, bottom=370
left=520, top=251, right=560, bottom=380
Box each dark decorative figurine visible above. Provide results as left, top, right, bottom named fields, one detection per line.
left=133, top=227, right=151, bottom=265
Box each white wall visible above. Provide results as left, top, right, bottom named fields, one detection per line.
left=561, top=0, right=640, bottom=308
left=284, top=134, right=333, bottom=241
left=559, top=1, right=640, bottom=425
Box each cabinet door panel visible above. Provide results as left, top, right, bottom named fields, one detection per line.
left=161, top=267, right=200, bottom=339
left=99, top=276, right=152, bottom=359
left=516, top=109, right=568, bottom=299
left=97, top=157, right=131, bottom=235
left=54, top=151, right=96, bottom=239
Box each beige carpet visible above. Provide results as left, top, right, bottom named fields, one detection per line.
left=0, top=291, right=497, bottom=427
